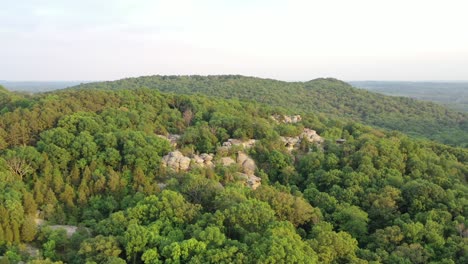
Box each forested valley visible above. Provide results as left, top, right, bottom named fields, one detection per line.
left=0, top=81, right=467, bottom=263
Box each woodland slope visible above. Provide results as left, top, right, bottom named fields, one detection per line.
left=72, top=75, right=468, bottom=147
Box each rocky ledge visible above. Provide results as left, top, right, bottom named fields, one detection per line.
left=161, top=150, right=261, bottom=189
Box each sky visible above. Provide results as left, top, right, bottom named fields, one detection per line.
left=1, top=0, right=468, bottom=81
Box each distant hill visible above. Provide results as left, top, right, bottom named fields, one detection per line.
left=350, top=81, right=468, bottom=112
left=71, top=75, right=468, bottom=147
left=0, top=81, right=90, bottom=93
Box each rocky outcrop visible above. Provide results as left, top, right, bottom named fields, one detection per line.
left=161, top=151, right=214, bottom=172
left=222, top=139, right=256, bottom=149
left=220, top=157, right=236, bottom=166
left=284, top=115, right=302, bottom=124
left=237, top=151, right=256, bottom=175
left=281, top=128, right=324, bottom=151
left=235, top=151, right=261, bottom=189
left=162, top=151, right=191, bottom=172
left=161, top=150, right=261, bottom=189
left=192, top=153, right=214, bottom=168
left=271, top=114, right=302, bottom=124
left=281, top=137, right=301, bottom=151
left=301, top=128, right=323, bottom=143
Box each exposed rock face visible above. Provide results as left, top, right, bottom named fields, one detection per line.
left=281, top=137, right=301, bottom=151
left=281, top=128, right=324, bottom=151
left=284, top=115, right=302, bottom=124
left=193, top=153, right=214, bottom=168
left=271, top=114, right=302, bottom=124
left=235, top=151, right=261, bottom=189
left=161, top=150, right=261, bottom=189
left=220, top=157, right=236, bottom=166
left=237, top=151, right=249, bottom=166
left=161, top=151, right=214, bottom=172
left=193, top=155, right=204, bottom=165
left=222, top=139, right=256, bottom=149
left=247, top=175, right=262, bottom=190
left=301, top=128, right=323, bottom=143
left=237, top=151, right=256, bottom=176
left=162, top=150, right=191, bottom=172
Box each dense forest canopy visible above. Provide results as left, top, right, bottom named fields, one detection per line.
left=71, top=75, right=468, bottom=147
left=0, top=83, right=466, bottom=263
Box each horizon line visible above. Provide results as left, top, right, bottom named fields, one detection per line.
left=2, top=74, right=468, bottom=83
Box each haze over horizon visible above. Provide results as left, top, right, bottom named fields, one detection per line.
left=3, top=77, right=468, bottom=84
left=2, top=0, right=468, bottom=81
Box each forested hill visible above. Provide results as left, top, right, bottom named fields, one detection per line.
left=0, top=87, right=467, bottom=263
left=71, top=75, right=468, bottom=147
left=350, top=81, right=468, bottom=113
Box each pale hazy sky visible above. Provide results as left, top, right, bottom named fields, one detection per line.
left=1, top=0, right=468, bottom=81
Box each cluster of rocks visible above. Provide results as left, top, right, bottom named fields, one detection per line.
left=271, top=114, right=302, bottom=124
left=281, top=128, right=324, bottom=151
left=219, top=152, right=256, bottom=174
left=161, top=150, right=214, bottom=172
left=236, top=151, right=256, bottom=175
left=161, top=150, right=261, bottom=189
left=158, top=117, right=323, bottom=189
left=220, top=156, right=237, bottom=166
left=192, top=153, right=215, bottom=168
left=218, top=151, right=261, bottom=190
left=161, top=151, right=191, bottom=172
left=222, top=138, right=257, bottom=149
left=235, top=151, right=261, bottom=189
left=301, top=128, right=324, bottom=143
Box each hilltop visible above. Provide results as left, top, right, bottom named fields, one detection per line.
left=72, top=75, right=468, bottom=147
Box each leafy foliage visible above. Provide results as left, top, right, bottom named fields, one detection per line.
left=0, top=85, right=466, bottom=263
